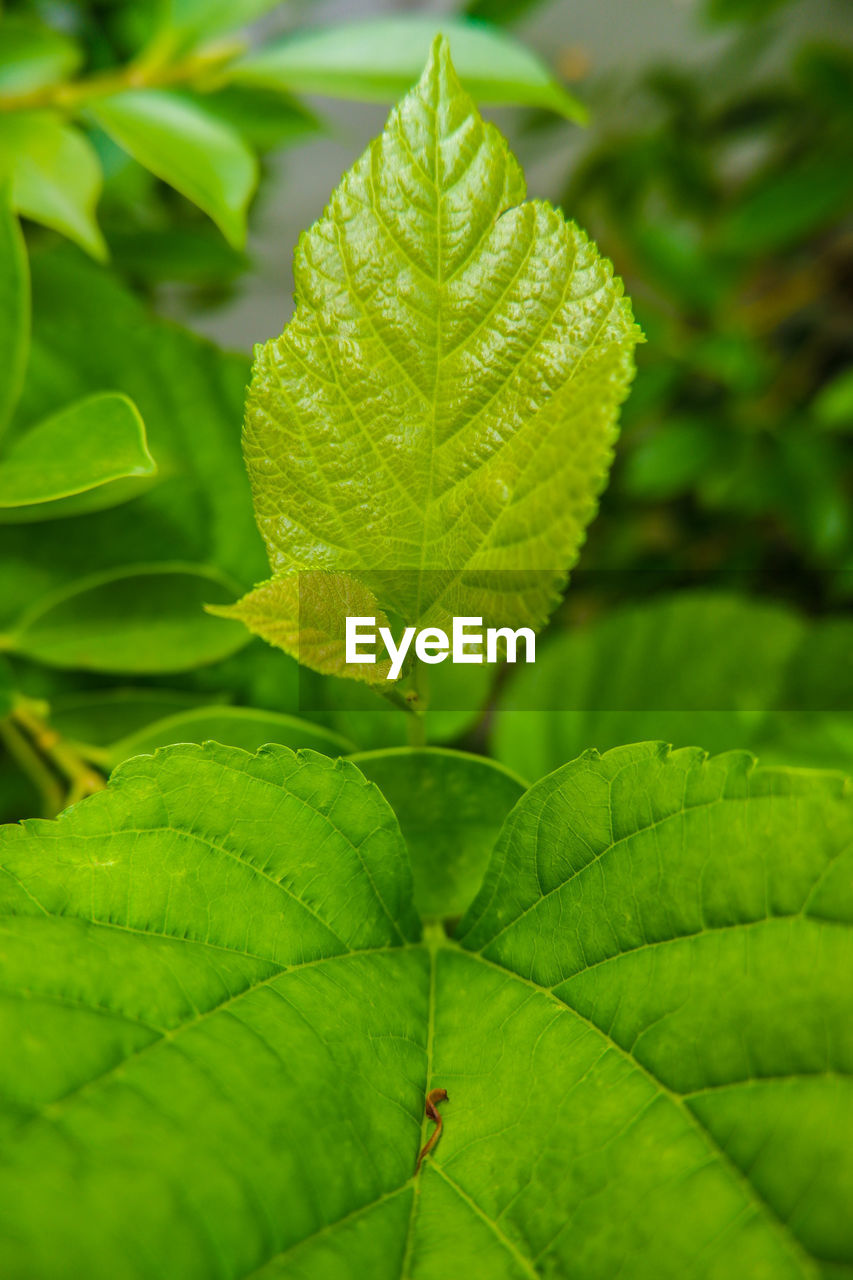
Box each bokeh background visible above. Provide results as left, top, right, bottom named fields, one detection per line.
left=1, top=0, right=851, bottom=818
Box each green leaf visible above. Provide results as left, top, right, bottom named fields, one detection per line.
left=184, top=85, right=322, bottom=153
left=224, top=39, right=638, bottom=678
left=0, top=393, right=155, bottom=522
left=233, top=18, right=587, bottom=122
left=718, top=156, right=853, bottom=255
left=90, top=90, right=258, bottom=249
left=0, top=18, right=82, bottom=96
left=491, top=592, right=851, bottom=779
left=104, top=705, right=354, bottom=769
left=3, top=564, right=249, bottom=674
left=153, top=0, right=287, bottom=55
left=0, top=187, right=28, bottom=436
left=48, top=687, right=227, bottom=746
left=351, top=747, right=526, bottom=921
left=0, top=248, right=266, bottom=629
left=0, top=740, right=851, bottom=1275
left=814, top=367, right=853, bottom=433
left=0, top=112, right=106, bottom=259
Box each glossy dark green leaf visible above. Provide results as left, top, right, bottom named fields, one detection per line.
left=0, top=112, right=105, bottom=259
left=4, top=564, right=249, bottom=674
left=0, top=393, right=155, bottom=521
left=0, top=187, right=28, bottom=436
left=0, top=249, right=265, bottom=629
left=91, top=90, right=258, bottom=249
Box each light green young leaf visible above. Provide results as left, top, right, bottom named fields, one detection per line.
left=104, top=705, right=354, bottom=769
left=0, top=112, right=106, bottom=259
left=3, top=563, right=249, bottom=674
left=90, top=90, right=258, bottom=249
left=221, top=40, right=638, bottom=679
left=0, top=186, right=28, bottom=436
left=0, top=392, right=155, bottom=522
left=233, top=17, right=587, bottom=122
left=0, top=740, right=851, bottom=1276
left=351, top=746, right=526, bottom=920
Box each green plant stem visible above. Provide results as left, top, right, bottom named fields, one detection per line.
left=11, top=702, right=106, bottom=808
left=0, top=716, right=65, bottom=816
left=405, top=662, right=429, bottom=747
left=0, top=42, right=240, bottom=114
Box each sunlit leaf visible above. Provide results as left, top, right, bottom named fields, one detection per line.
left=0, top=741, right=850, bottom=1274
left=0, top=112, right=106, bottom=259
left=91, top=90, right=258, bottom=249
left=233, top=17, right=587, bottom=122
left=4, top=564, right=249, bottom=674
left=0, top=393, right=155, bottom=522
left=0, top=186, right=28, bottom=435
left=222, top=40, right=638, bottom=679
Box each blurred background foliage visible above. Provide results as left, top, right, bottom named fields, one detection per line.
left=0, top=0, right=850, bottom=820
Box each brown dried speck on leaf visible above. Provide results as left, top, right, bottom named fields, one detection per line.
left=415, top=1088, right=448, bottom=1173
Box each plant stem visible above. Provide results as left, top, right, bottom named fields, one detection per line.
left=405, top=662, right=429, bottom=747
left=0, top=41, right=240, bottom=114
left=11, top=702, right=106, bottom=810
left=406, top=711, right=427, bottom=747
left=0, top=717, right=65, bottom=817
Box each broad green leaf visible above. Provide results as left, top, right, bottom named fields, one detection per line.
left=0, top=112, right=106, bottom=259
left=0, top=18, right=82, bottom=95
left=233, top=18, right=587, bottom=122
left=351, top=747, right=526, bottom=920
left=221, top=40, right=638, bottom=679
left=104, top=705, right=354, bottom=769
left=0, top=393, right=155, bottom=521
left=0, top=187, right=28, bottom=436
left=3, top=564, right=249, bottom=674
left=0, top=248, right=266, bottom=629
left=152, top=0, right=287, bottom=55
left=48, top=687, right=226, bottom=747
left=0, top=740, right=851, bottom=1276
left=90, top=90, right=258, bottom=249
left=491, top=592, right=853, bottom=779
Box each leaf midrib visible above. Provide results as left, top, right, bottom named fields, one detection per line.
left=458, top=942, right=821, bottom=1280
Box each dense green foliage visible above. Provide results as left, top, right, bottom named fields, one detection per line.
left=2, top=740, right=851, bottom=1277
left=0, top=2, right=851, bottom=1275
